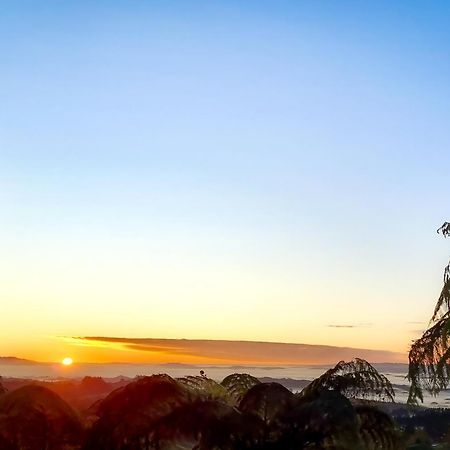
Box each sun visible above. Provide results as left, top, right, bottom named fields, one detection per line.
left=62, top=357, right=73, bottom=366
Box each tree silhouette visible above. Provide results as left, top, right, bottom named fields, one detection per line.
left=275, top=389, right=364, bottom=450
left=355, top=405, right=401, bottom=450
left=239, top=382, right=293, bottom=428
left=154, top=399, right=264, bottom=450
left=301, top=358, right=395, bottom=402
left=0, top=385, right=82, bottom=450
left=0, top=364, right=406, bottom=448
left=221, top=373, right=261, bottom=403
left=79, top=362, right=405, bottom=450
left=177, top=373, right=229, bottom=403
left=84, top=374, right=191, bottom=450
left=0, top=378, right=6, bottom=396
left=408, top=222, right=450, bottom=403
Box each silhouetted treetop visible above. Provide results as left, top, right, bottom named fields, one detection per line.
left=276, top=390, right=364, bottom=450
left=177, top=373, right=229, bottom=401
left=239, top=382, right=294, bottom=426
left=84, top=374, right=191, bottom=450
left=221, top=373, right=261, bottom=402
left=0, top=385, right=82, bottom=450
left=301, top=358, right=395, bottom=402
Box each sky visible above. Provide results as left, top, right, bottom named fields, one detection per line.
left=1, top=1, right=450, bottom=364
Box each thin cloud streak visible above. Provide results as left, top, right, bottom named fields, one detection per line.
left=327, top=323, right=373, bottom=329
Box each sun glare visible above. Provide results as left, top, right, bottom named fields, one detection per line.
left=62, top=357, right=73, bottom=366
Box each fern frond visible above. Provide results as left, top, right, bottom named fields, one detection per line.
left=221, top=373, right=260, bottom=402
left=408, top=222, right=450, bottom=403
left=408, top=313, right=450, bottom=403
left=177, top=374, right=229, bottom=401
left=355, top=405, right=402, bottom=450
left=301, top=358, right=395, bottom=402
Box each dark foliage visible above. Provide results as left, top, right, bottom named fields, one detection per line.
left=408, top=222, right=450, bottom=403
left=239, top=382, right=294, bottom=426
left=395, top=408, right=450, bottom=445
left=154, top=399, right=264, bottom=450
left=221, top=373, right=261, bottom=403
left=0, top=379, right=6, bottom=396
left=0, top=362, right=406, bottom=449
left=84, top=374, right=190, bottom=450
left=275, top=390, right=363, bottom=449
left=355, top=405, right=401, bottom=450
left=0, top=385, right=83, bottom=450
left=301, top=358, right=395, bottom=402
left=177, top=373, right=229, bottom=401
left=80, top=363, right=403, bottom=449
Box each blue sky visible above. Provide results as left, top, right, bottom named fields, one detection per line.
left=1, top=1, right=449, bottom=361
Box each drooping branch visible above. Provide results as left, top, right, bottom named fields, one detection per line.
left=408, top=315, right=450, bottom=403
left=437, top=222, right=450, bottom=238
left=431, top=275, right=450, bottom=322
left=301, top=358, right=395, bottom=402
left=408, top=222, right=450, bottom=404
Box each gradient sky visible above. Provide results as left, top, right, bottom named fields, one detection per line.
left=1, top=1, right=450, bottom=363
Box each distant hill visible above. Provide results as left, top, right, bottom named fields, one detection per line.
left=0, top=357, right=37, bottom=365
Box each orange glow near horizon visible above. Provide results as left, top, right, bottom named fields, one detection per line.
left=3, top=332, right=411, bottom=366
left=14, top=336, right=407, bottom=366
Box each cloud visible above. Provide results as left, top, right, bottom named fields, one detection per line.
left=70, top=336, right=405, bottom=365
left=327, top=323, right=373, bottom=329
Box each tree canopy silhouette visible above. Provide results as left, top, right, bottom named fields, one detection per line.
left=221, top=373, right=261, bottom=403
left=84, top=374, right=191, bottom=450
left=151, top=365, right=400, bottom=450
left=301, top=358, right=395, bottom=402
left=0, top=362, right=405, bottom=450
left=408, top=222, right=450, bottom=404
left=0, top=385, right=82, bottom=450
left=177, top=373, right=229, bottom=403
